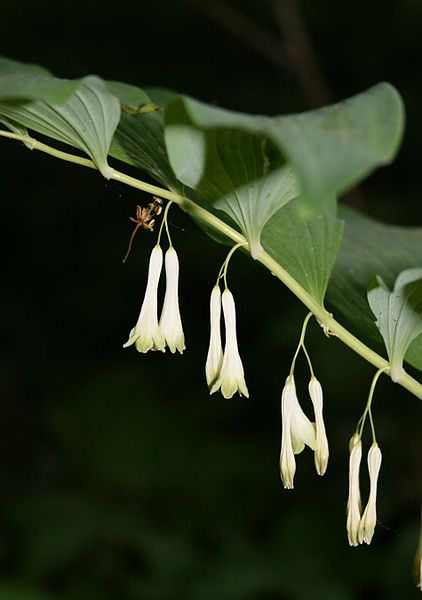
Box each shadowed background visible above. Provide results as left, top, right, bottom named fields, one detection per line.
left=0, top=1, right=421, bottom=598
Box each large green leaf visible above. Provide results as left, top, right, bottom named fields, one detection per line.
left=164, top=84, right=403, bottom=257
left=0, top=56, right=80, bottom=103
left=271, top=83, right=403, bottom=203
left=367, top=269, right=422, bottom=382
left=165, top=96, right=299, bottom=257
left=0, top=75, right=120, bottom=178
left=262, top=197, right=344, bottom=304
left=327, top=208, right=422, bottom=373
left=107, top=81, right=179, bottom=190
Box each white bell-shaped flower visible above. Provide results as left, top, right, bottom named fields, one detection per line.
left=308, top=377, right=329, bottom=476
left=289, top=380, right=316, bottom=455
left=279, top=375, right=316, bottom=489
left=210, top=289, right=248, bottom=399
left=279, top=375, right=297, bottom=489
left=346, top=434, right=362, bottom=546
left=123, top=245, right=165, bottom=353
left=205, top=285, right=223, bottom=387
left=358, top=442, right=382, bottom=544
left=159, top=247, right=185, bottom=353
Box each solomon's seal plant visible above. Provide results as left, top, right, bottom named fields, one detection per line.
left=1, top=56, right=421, bottom=588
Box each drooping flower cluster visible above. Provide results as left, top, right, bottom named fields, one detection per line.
left=279, top=374, right=329, bottom=489
left=206, top=285, right=248, bottom=399
left=345, top=367, right=385, bottom=547
left=122, top=209, right=392, bottom=558
left=346, top=437, right=382, bottom=546
left=278, top=313, right=329, bottom=489
left=124, top=244, right=185, bottom=354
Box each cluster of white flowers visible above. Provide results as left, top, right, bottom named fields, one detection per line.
left=124, top=225, right=388, bottom=552
left=124, top=244, right=185, bottom=354
left=277, top=317, right=386, bottom=550
left=206, top=285, right=248, bottom=399
left=124, top=237, right=248, bottom=400
left=279, top=375, right=329, bottom=489
left=346, top=436, right=382, bottom=546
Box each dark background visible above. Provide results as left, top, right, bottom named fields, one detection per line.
left=0, top=1, right=421, bottom=598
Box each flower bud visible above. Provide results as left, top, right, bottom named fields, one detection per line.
left=205, top=285, right=223, bottom=387
left=308, top=377, right=329, bottom=476
left=159, top=247, right=185, bottom=353
left=346, top=434, right=362, bottom=547
left=358, top=443, right=382, bottom=545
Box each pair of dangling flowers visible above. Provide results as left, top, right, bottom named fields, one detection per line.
left=346, top=368, right=384, bottom=546
left=280, top=314, right=384, bottom=547
left=205, top=243, right=249, bottom=399
left=279, top=313, right=329, bottom=489
left=123, top=202, right=248, bottom=401
left=123, top=201, right=248, bottom=399
left=123, top=202, right=185, bottom=355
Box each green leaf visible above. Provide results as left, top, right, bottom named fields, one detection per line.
left=104, top=80, right=181, bottom=189
left=106, top=80, right=150, bottom=109
left=146, top=87, right=180, bottom=108
left=262, top=197, right=344, bottom=304
left=0, top=76, right=120, bottom=178
left=367, top=269, right=422, bottom=382
left=164, top=84, right=403, bottom=256
left=271, top=82, right=404, bottom=203
left=0, top=114, right=27, bottom=136
left=0, top=56, right=80, bottom=103
left=327, top=207, right=422, bottom=373
left=165, top=96, right=299, bottom=257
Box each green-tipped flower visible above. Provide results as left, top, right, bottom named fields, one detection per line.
left=205, top=285, right=223, bottom=387
left=308, top=377, right=329, bottom=476
left=210, top=289, right=248, bottom=399
left=358, top=442, right=382, bottom=545
left=159, top=247, right=185, bottom=353
left=123, top=245, right=165, bottom=353
left=279, top=375, right=316, bottom=489
left=346, top=434, right=362, bottom=546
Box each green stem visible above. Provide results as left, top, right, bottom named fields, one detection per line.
left=302, top=343, right=315, bottom=379
left=357, top=367, right=386, bottom=441
left=289, top=312, right=313, bottom=376
left=219, top=242, right=246, bottom=289
left=2, top=130, right=422, bottom=400
left=157, top=200, right=173, bottom=247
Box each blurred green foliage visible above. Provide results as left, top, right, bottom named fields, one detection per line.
left=0, top=0, right=421, bottom=598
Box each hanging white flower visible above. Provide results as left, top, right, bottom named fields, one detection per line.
left=205, top=285, right=223, bottom=387
left=308, top=377, right=329, bottom=476
left=279, top=375, right=316, bottom=489
left=358, top=442, right=382, bottom=544
left=159, top=247, right=185, bottom=353
left=346, top=434, right=362, bottom=546
left=123, top=245, right=165, bottom=353
left=210, top=289, right=248, bottom=399
left=279, top=375, right=297, bottom=489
